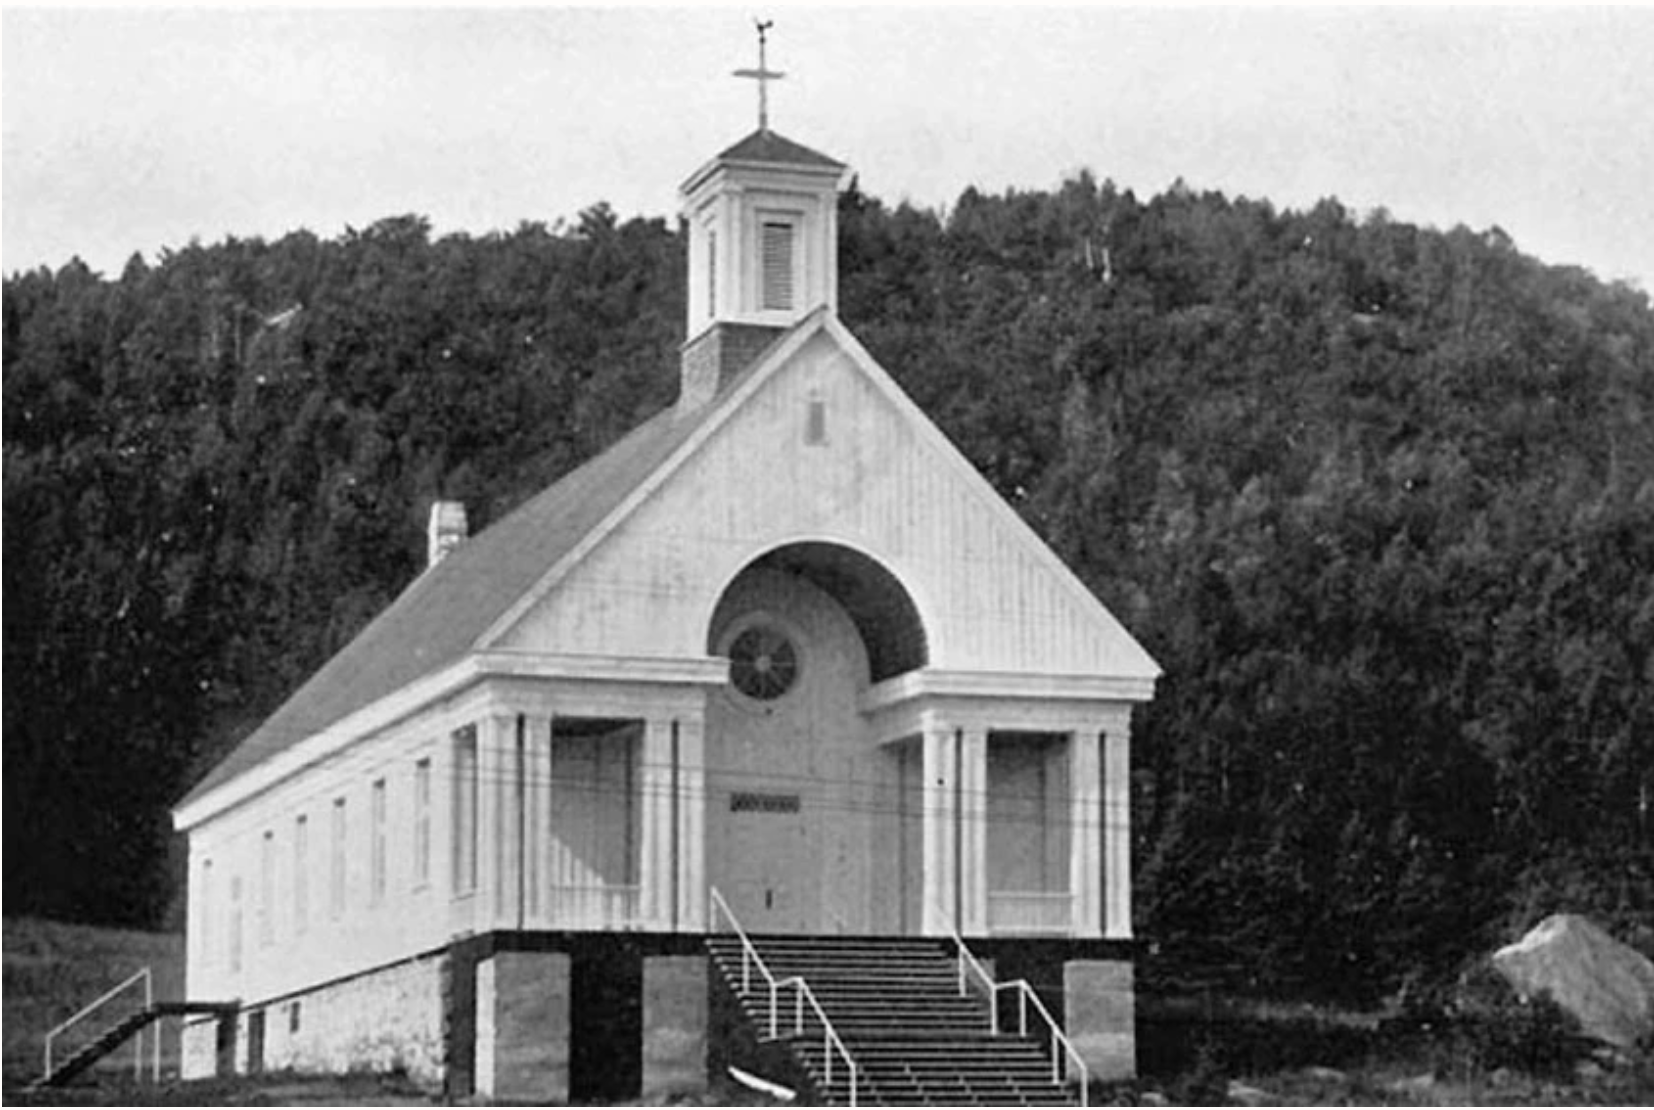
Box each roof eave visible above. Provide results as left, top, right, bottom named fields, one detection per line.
left=679, top=152, right=848, bottom=198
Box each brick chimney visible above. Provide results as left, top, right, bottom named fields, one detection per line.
left=427, top=501, right=468, bottom=569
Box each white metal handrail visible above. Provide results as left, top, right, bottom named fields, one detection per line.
left=43, top=965, right=158, bottom=1083
left=996, top=978, right=1090, bottom=1101
left=709, top=888, right=860, bottom=1107
left=934, top=907, right=1090, bottom=1107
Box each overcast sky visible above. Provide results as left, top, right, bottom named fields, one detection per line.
left=5, top=6, right=1653, bottom=289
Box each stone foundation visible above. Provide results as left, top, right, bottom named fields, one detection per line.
left=1063, top=959, right=1135, bottom=1081
left=475, top=950, right=571, bottom=1101
left=264, top=952, right=445, bottom=1084
left=184, top=952, right=445, bottom=1086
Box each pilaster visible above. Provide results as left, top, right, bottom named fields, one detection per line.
left=478, top=714, right=514, bottom=929
left=1103, top=720, right=1133, bottom=939
left=1069, top=729, right=1104, bottom=937
left=959, top=727, right=989, bottom=935
left=920, top=713, right=959, bottom=935
left=639, top=717, right=675, bottom=929
left=526, top=714, right=552, bottom=921
left=676, top=711, right=707, bottom=931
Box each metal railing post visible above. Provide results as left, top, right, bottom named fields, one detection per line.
left=710, top=888, right=861, bottom=1100
left=42, top=966, right=154, bottom=1083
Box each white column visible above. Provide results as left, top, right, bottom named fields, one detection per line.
left=639, top=717, right=674, bottom=930
left=479, top=714, right=515, bottom=928
left=676, top=710, right=707, bottom=931
left=959, top=727, right=989, bottom=936
left=920, top=713, right=959, bottom=936
left=507, top=715, right=532, bottom=927
left=525, top=715, right=552, bottom=924
left=1103, top=721, right=1133, bottom=939
left=1069, top=729, right=1104, bottom=937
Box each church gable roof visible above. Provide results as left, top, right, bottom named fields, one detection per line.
left=180, top=308, right=1158, bottom=815
left=177, top=371, right=753, bottom=808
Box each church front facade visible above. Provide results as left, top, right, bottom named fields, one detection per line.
left=173, top=120, right=1158, bottom=1101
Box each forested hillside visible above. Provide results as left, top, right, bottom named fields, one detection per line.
left=6, top=178, right=1651, bottom=1002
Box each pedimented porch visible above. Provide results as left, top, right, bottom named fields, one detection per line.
left=446, top=665, right=1136, bottom=942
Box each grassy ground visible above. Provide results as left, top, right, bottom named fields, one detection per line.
left=6, top=917, right=1648, bottom=1105
left=1128, top=998, right=1654, bottom=1106
left=11, top=1050, right=1650, bottom=1106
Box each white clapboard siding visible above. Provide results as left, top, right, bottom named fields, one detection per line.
left=496, top=327, right=1153, bottom=682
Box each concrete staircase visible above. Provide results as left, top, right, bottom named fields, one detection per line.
left=707, top=935, right=1080, bottom=1106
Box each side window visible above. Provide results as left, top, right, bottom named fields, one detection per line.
left=413, top=758, right=432, bottom=887
left=370, top=778, right=388, bottom=905
left=293, top=815, right=308, bottom=933
left=259, top=830, right=275, bottom=946
left=199, top=858, right=214, bottom=965
left=706, top=228, right=717, bottom=318
left=330, top=797, right=347, bottom=918
left=452, top=726, right=478, bottom=896
left=228, top=875, right=244, bottom=973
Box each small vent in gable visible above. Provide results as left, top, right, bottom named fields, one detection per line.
left=761, top=221, right=794, bottom=310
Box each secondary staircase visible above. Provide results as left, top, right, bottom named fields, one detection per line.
left=707, top=892, right=1087, bottom=1107
left=34, top=966, right=238, bottom=1090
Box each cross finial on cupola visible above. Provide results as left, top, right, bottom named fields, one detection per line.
left=733, top=18, right=784, bottom=133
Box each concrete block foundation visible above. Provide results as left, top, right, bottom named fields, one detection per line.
left=1064, top=958, right=1136, bottom=1081
left=475, top=950, right=571, bottom=1102
left=642, top=955, right=708, bottom=1099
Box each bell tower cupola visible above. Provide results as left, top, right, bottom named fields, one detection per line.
left=678, top=23, right=848, bottom=411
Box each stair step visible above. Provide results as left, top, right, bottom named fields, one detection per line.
left=709, top=934, right=1078, bottom=1108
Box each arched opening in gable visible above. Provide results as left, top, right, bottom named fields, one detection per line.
left=706, top=541, right=927, bottom=684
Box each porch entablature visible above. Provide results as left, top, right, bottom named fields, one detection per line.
left=175, top=651, right=728, bottom=832
left=862, top=667, right=1140, bottom=748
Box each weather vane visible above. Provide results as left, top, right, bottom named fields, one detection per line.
left=733, top=18, right=784, bottom=133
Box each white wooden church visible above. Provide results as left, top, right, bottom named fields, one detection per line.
left=173, top=64, right=1159, bottom=1102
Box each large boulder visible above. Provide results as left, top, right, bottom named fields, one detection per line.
left=1490, top=914, right=1654, bottom=1049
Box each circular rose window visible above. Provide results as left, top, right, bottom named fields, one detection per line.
left=728, top=625, right=799, bottom=701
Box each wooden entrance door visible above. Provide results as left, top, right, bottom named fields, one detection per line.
left=723, top=789, right=815, bottom=932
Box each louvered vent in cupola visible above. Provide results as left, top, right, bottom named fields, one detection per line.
left=761, top=221, right=795, bottom=311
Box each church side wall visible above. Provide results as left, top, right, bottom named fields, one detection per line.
left=496, top=332, right=1151, bottom=681
left=181, top=684, right=496, bottom=1011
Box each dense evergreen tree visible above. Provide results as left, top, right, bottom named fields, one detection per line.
left=5, top=178, right=1650, bottom=1001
